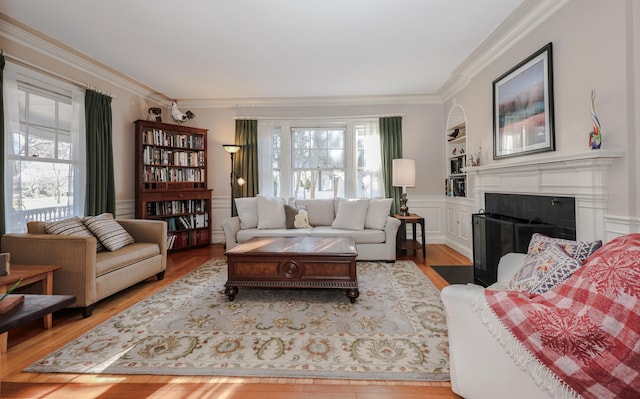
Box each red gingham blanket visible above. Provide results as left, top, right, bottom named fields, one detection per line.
left=484, top=234, right=640, bottom=399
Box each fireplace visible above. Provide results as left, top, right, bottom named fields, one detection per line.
left=465, top=151, right=621, bottom=286
left=471, top=193, right=576, bottom=286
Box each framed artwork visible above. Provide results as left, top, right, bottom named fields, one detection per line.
left=493, top=42, right=555, bottom=159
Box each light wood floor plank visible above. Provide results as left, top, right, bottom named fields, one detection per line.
left=1, top=243, right=468, bottom=398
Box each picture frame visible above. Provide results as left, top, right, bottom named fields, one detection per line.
left=493, top=42, right=555, bottom=159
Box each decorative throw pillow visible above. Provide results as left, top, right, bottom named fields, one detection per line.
left=508, top=243, right=582, bottom=294
left=235, top=197, right=258, bottom=229
left=83, top=215, right=134, bottom=251
left=527, top=233, right=602, bottom=263
left=365, top=198, right=393, bottom=230
left=331, top=198, right=369, bottom=231
left=284, top=204, right=311, bottom=229
left=45, top=217, right=105, bottom=252
left=256, top=195, right=286, bottom=229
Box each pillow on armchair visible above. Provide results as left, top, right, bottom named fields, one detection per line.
left=508, top=233, right=603, bottom=294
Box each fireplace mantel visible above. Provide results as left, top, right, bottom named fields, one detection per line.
left=465, top=150, right=624, bottom=242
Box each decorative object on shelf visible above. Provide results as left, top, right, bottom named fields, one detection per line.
left=447, top=128, right=460, bottom=142
left=493, top=42, right=555, bottom=159
left=0, top=253, right=9, bottom=276
left=170, top=100, right=195, bottom=123
left=589, top=89, right=602, bottom=149
left=223, top=144, right=246, bottom=217
left=147, top=107, right=162, bottom=122
left=392, top=158, right=416, bottom=216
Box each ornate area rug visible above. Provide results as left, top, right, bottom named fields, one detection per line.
left=26, top=259, right=449, bottom=381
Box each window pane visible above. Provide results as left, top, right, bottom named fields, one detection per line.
left=12, top=159, right=72, bottom=211
left=28, top=126, right=56, bottom=159
left=328, top=130, right=343, bottom=148
left=312, top=130, right=327, bottom=149
left=28, top=93, right=56, bottom=127
left=58, top=131, right=71, bottom=160
left=58, top=102, right=72, bottom=130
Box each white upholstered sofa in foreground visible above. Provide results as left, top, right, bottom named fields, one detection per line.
left=222, top=195, right=401, bottom=262
left=441, top=253, right=553, bottom=399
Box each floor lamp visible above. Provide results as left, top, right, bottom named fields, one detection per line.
left=392, top=158, right=416, bottom=216
left=223, top=144, right=242, bottom=216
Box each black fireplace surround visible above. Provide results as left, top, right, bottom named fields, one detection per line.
left=472, top=193, right=576, bottom=287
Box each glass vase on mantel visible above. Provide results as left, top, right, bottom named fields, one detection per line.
left=589, top=90, right=602, bottom=150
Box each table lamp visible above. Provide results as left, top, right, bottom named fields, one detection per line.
left=392, top=158, right=416, bottom=216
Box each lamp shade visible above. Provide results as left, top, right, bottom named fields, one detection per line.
left=223, top=144, right=241, bottom=154
left=392, top=158, right=416, bottom=187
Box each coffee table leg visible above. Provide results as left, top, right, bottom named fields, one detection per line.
left=347, top=288, right=359, bottom=303
left=225, top=285, right=238, bottom=301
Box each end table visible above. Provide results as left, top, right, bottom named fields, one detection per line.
left=394, top=213, right=426, bottom=258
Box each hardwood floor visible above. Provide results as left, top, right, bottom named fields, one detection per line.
left=0, top=244, right=470, bottom=399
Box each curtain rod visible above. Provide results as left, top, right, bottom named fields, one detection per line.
left=2, top=50, right=115, bottom=98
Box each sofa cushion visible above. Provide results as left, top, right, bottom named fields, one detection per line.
left=235, top=197, right=258, bottom=229
left=332, top=198, right=369, bottom=230
left=44, top=217, right=106, bottom=252
left=311, top=226, right=385, bottom=244
left=526, top=233, right=602, bottom=263
left=295, top=199, right=335, bottom=226
left=84, top=215, right=134, bottom=251
left=257, top=195, right=286, bottom=229
left=508, top=243, right=582, bottom=294
left=284, top=204, right=311, bottom=229
left=237, top=228, right=311, bottom=243
left=96, top=242, right=160, bottom=277
left=365, top=198, right=393, bottom=230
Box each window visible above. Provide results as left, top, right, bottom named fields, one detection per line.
left=258, top=119, right=383, bottom=200
left=3, top=63, right=86, bottom=232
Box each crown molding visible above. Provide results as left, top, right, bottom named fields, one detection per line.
left=176, top=93, right=443, bottom=109
left=0, top=14, right=170, bottom=104
left=438, top=0, right=571, bottom=101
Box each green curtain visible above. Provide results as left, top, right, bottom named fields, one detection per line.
left=0, top=54, right=5, bottom=236
left=379, top=116, right=403, bottom=214
left=84, top=89, right=115, bottom=216
left=233, top=119, right=258, bottom=216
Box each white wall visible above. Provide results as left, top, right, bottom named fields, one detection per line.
left=443, top=0, right=639, bottom=235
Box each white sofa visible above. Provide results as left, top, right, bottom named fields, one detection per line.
left=221, top=196, right=401, bottom=262
left=441, top=253, right=553, bottom=399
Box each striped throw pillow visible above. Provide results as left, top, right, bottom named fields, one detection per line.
left=44, top=217, right=105, bottom=252
left=83, top=216, right=134, bottom=251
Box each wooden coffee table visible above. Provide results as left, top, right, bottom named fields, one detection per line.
left=224, top=236, right=359, bottom=303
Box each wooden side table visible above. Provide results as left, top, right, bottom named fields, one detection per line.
left=0, top=264, right=62, bottom=352
left=394, top=213, right=426, bottom=258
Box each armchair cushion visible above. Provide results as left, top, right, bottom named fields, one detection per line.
left=331, top=198, right=368, bottom=230
left=44, top=217, right=105, bottom=252
left=365, top=198, right=393, bottom=229
left=526, top=233, right=602, bottom=262
left=256, top=195, right=286, bottom=229
left=235, top=197, right=258, bottom=229
left=84, top=215, right=134, bottom=251
left=508, top=243, right=582, bottom=294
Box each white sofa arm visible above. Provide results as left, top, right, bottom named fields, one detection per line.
left=441, top=284, right=551, bottom=399
left=497, top=253, right=527, bottom=282
left=221, top=216, right=241, bottom=249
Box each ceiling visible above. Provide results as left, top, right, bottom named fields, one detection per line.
left=1, top=0, right=527, bottom=102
